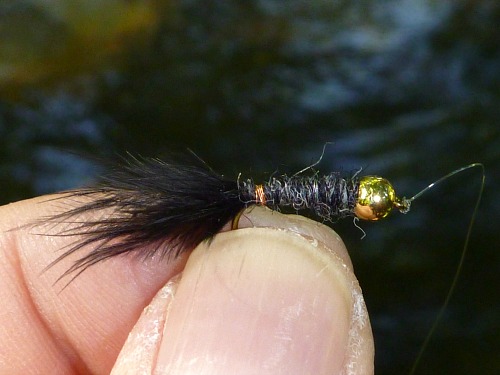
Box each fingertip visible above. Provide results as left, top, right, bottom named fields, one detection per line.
left=145, top=214, right=374, bottom=374
left=111, top=278, right=179, bottom=375
left=237, top=206, right=354, bottom=271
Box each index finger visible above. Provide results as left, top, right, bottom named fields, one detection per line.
left=0, top=196, right=190, bottom=374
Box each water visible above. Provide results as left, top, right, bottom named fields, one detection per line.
left=1, top=1, right=498, bottom=373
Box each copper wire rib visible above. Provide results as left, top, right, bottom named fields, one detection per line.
left=254, top=184, right=266, bottom=205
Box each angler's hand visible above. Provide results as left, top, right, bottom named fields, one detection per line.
left=0, top=198, right=374, bottom=374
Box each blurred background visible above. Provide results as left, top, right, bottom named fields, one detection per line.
left=0, top=1, right=498, bottom=373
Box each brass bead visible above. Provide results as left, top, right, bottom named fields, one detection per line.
left=354, top=176, right=398, bottom=221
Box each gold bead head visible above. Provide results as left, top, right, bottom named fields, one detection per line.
left=354, top=176, right=402, bottom=221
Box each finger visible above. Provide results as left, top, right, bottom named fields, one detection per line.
left=0, top=196, right=190, bottom=374
left=112, top=207, right=374, bottom=375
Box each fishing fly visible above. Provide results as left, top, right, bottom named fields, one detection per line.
left=43, top=153, right=411, bottom=278
left=42, top=151, right=484, bottom=374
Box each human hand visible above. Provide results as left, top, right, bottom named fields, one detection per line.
left=0, top=198, right=374, bottom=374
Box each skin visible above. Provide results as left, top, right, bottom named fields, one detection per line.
left=0, top=197, right=374, bottom=374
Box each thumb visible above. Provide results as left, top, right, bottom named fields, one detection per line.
left=111, top=208, right=374, bottom=375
